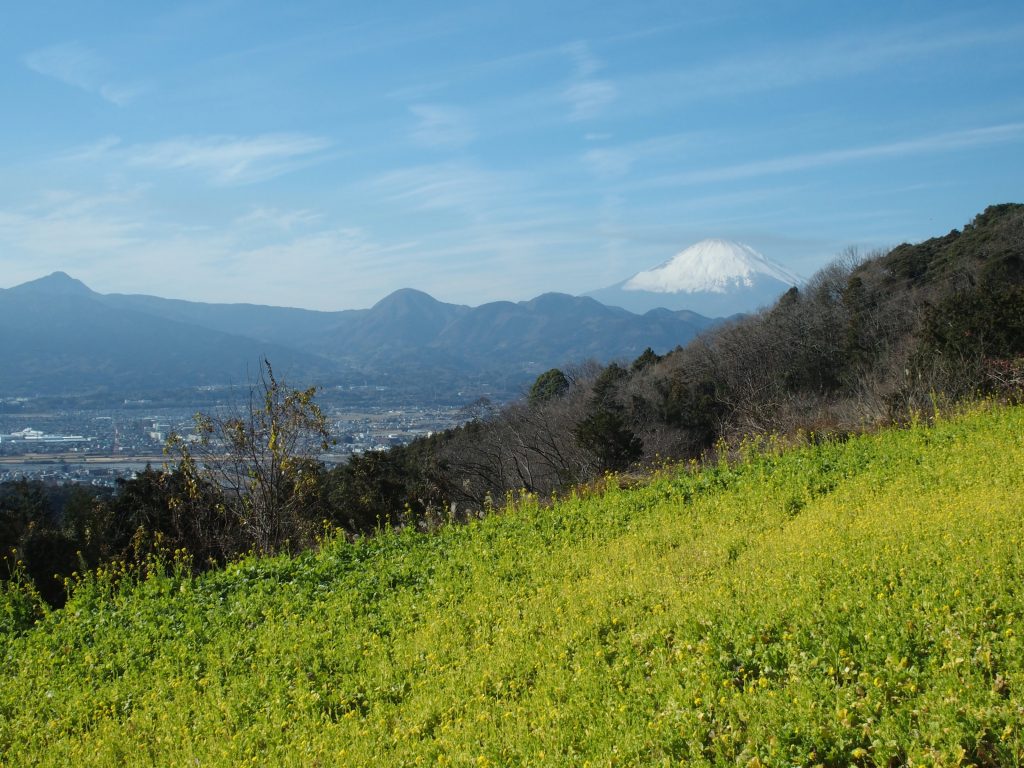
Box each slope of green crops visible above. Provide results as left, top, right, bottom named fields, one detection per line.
left=4, top=404, right=1024, bottom=767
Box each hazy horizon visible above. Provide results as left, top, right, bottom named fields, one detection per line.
left=2, top=1, right=1023, bottom=310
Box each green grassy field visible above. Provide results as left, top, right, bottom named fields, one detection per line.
left=3, top=404, right=1024, bottom=767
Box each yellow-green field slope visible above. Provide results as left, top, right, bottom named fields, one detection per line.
left=4, top=405, right=1024, bottom=767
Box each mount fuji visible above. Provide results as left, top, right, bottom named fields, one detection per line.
left=587, top=239, right=802, bottom=317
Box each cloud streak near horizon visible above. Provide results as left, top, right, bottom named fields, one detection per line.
left=58, top=133, right=334, bottom=186
left=125, top=134, right=333, bottom=185
left=630, top=123, right=1024, bottom=190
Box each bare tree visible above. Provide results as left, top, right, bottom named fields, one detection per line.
left=166, top=360, right=330, bottom=553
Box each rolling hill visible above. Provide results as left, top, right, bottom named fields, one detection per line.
left=3, top=403, right=1022, bottom=766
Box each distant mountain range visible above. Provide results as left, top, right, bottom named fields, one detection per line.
left=0, top=272, right=720, bottom=398
left=588, top=238, right=801, bottom=316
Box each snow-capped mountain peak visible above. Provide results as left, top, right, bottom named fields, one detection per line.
left=622, top=238, right=800, bottom=295
left=585, top=239, right=803, bottom=317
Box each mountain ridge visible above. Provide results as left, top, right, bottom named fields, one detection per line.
left=1, top=274, right=719, bottom=397
left=8, top=271, right=96, bottom=298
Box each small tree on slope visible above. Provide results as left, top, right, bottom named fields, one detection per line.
left=166, top=359, right=330, bottom=554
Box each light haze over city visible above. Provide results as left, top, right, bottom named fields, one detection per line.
left=2, top=0, right=1023, bottom=310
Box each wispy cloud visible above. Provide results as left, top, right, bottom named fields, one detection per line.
left=125, top=134, right=332, bottom=185
left=0, top=190, right=406, bottom=309
left=0, top=191, right=145, bottom=277
left=565, top=81, right=617, bottom=122
left=59, top=133, right=333, bottom=185
left=638, top=123, right=1024, bottom=189
left=409, top=104, right=476, bottom=148
left=385, top=20, right=694, bottom=106
left=233, top=207, right=324, bottom=231
left=563, top=41, right=616, bottom=121
left=372, top=163, right=511, bottom=214
left=582, top=147, right=634, bottom=179
left=226, top=227, right=412, bottom=294
left=363, top=160, right=604, bottom=294
left=620, top=22, right=1024, bottom=110
left=582, top=133, right=703, bottom=179
left=61, top=135, right=124, bottom=162
left=24, top=43, right=145, bottom=105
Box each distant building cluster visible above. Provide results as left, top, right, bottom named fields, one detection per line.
left=0, top=427, right=91, bottom=444
left=0, top=403, right=469, bottom=486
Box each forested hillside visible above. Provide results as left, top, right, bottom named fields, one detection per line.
left=325, top=203, right=1024, bottom=525
left=3, top=204, right=1022, bottom=606
left=4, top=403, right=1024, bottom=766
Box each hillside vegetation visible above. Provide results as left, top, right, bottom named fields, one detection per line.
left=4, top=403, right=1024, bottom=766
left=3, top=204, right=1023, bottom=607
left=326, top=203, right=1024, bottom=531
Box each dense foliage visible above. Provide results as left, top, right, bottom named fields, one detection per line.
left=322, top=203, right=1024, bottom=523
left=3, top=403, right=1024, bottom=765
left=3, top=204, right=1023, bottom=605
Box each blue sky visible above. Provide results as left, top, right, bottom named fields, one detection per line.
left=1, top=0, right=1022, bottom=310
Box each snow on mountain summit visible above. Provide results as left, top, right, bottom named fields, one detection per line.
left=585, top=239, right=803, bottom=316
left=622, top=239, right=801, bottom=295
